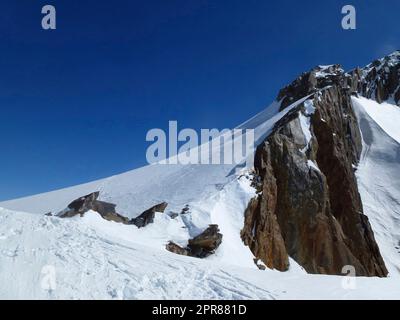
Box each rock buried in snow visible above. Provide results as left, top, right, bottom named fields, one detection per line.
left=180, top=205, right=190, bottom=214
left=130, top=202, right=168, bottom=228
left=166, top=241, right=189, bottom=256
left=166, top=224, right=223, bottom=258
left=167, top=212, right=179, bottom=219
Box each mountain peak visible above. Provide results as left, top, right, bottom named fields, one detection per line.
left=276, top=64, right=345, bottom=111
left=277, top=52, right=400, bottom=112
left=352, top=51, right=400, bottom=105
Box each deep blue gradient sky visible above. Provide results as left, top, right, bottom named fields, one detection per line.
left=0, top=0, right=399, bottom=201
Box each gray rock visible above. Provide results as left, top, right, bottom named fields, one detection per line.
left=130, top=202, right=168, bottom=228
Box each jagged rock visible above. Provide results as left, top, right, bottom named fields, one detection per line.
left=166, top=241, right=189, bottom=256
left=58, top=192, right=130, bottom=224
left=168, top=212, right=179, bottom=219
left=131, top=202, right=168, bottom=228
left=181, top=205, right=190, bottom=214
left=58, top=192, right=99, bottom=218
left=242, top=65, right=388, bottom=277
left=277, top=65, right=346, bottom=111
left=253, top=259, right=267, bottom=270
left=349, top=51, right=400, bottom=106
left=59, top=193, right=170, bottom=229
left=188, top=225, right=223, bottom=258
left=241, top=195, right=289, bottom=271
left=44, top=212, right=52, bottom=216
left=166, top=225, right=223, bottom=258
left=59, top=192, right=100, bottom=218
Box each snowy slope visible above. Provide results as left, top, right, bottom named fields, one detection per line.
left=1, top=92, right=400, bottom=299
left=0, top=97, right=309, bottom=219
left=1, top=206, right=400, bottom=300
left=352, top=97, right=400, bottom=276
left=0, top=96, right=309, bottom=295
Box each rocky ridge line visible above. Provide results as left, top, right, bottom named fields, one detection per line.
left=241, top=52, right=400, bottom=277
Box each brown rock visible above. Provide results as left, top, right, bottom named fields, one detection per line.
left=166, top=241, right=189, bottom=256
left=131, top=202, right=168, bottom=228
left=58, top=192, right=131, bottom=225
left=188, top=225, right=223, bottom=257
left=166, top=224, right=223, bottom=259
left=243, top=69, right=388, bottom=277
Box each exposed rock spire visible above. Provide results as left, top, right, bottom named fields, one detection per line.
left=241, top=53, right=399, bottom=276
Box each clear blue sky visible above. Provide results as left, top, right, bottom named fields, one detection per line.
left=0, top=0, right=399, bottom=201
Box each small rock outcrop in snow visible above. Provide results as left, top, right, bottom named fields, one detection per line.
left=131, top=202, right=168, bottom=228
left=166, top=241, right=190, bottom=256
left=58, top=192, right=129, bottom=224
left=188, top=224, right=223, bottom=258
left=59, top=192, right=168, bottom=228
left=167, top=224, right=223, bottom=258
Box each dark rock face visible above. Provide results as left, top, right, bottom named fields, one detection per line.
left=131, top=202, right=168, bottom=228
left=242, top=64, right=389, bottom=277
left=349, top=51, right=400, bottom=106
left=59, top=193, right=168, bottom=228
left=166, top=241, right=189, bottom=256
left=312, top=87, right=386, bottom=276
left=59, top=192, right=128, bottom=223
left=166, top=225, right=223, bottom=258
left=277, top=65, right=346, bottom=111
left=241, top=192, right=289, bottom=271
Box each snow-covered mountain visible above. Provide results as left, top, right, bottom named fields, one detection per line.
left=1, top=52, right=400, bottom=299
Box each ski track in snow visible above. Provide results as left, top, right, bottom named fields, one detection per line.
left=0, top=206, right=276, bottom=300
left=1, top=206, right=400, bottom=300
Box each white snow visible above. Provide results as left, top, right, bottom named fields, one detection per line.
left=352, top=97, right=400, bottom=276
left=315, top=65, right=336, bottom=78
left=299, top=113, right=312, bottom=148
left=307, top=160, right=320, bottom=173
left=1, top=206, right=400, bottom=300
left=354, top=97, right=400, bottom=143
left=0, top=94, right=399, bottom=299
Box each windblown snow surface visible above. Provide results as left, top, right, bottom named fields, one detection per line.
left=0, top=96, right=400, bottom=299
left=352, top=97, right=400, bottom=276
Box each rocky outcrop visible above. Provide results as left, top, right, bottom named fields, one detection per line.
left=277, top=65, right=346, bottom=111
left=349, top=51, right=400, bottom=106
left=188, top=225, right=223, bottom=258
left=242, top=63, right=389, bottom=277
left=58, top=192, right=129, bottom=223
left=131, top=202, right=168, bottom=228
left=59, top=192, right=168, bottom=228
left=241, top=191, right=289, bottom=271
left=166, top=225, right=223, bottom=258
